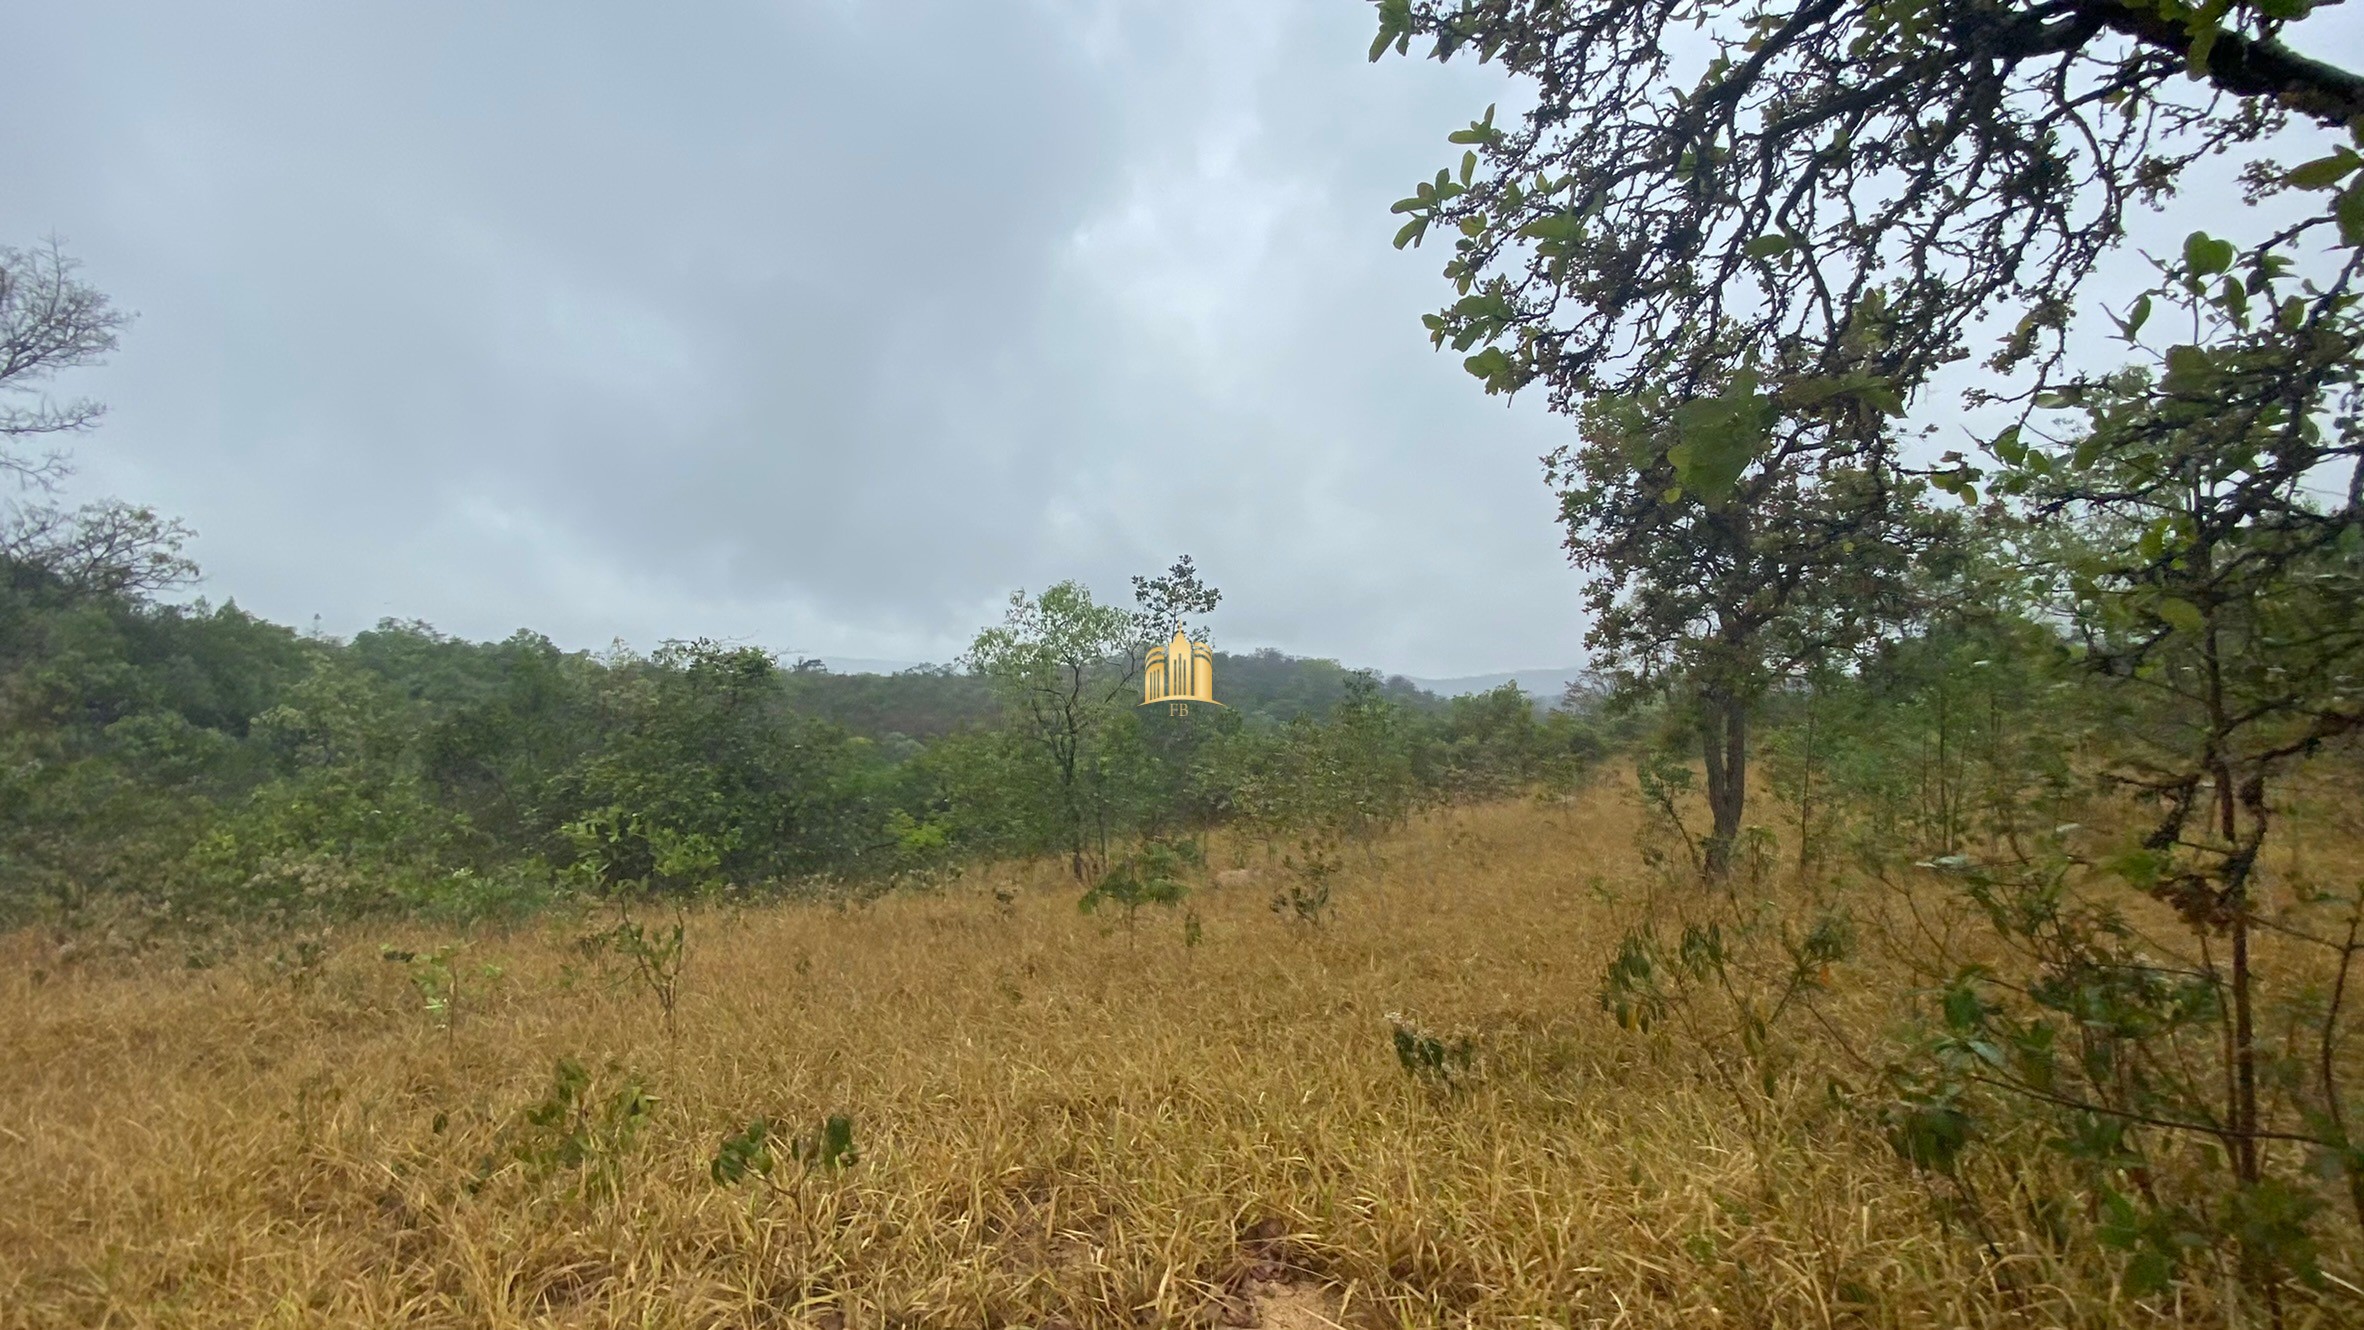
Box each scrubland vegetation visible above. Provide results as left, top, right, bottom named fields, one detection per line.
left=5, top=766, right=2361, bottom=1330
left=0, top=558, right=1601, bottom=939
left=9, top=0, right=2364, bottom=1324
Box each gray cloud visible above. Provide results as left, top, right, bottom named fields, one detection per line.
left=10, top=4, right=1636, bottom=674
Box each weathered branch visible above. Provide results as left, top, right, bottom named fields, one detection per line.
left=2076, top=0, right=2364, bottom=125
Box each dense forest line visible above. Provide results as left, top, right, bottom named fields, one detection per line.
left=773, top=644, right=1451, bottom=744
left=0, top=546, right=1612, bottom=935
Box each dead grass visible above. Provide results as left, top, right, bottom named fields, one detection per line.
left=0, top=782, right=2356, bottom=1328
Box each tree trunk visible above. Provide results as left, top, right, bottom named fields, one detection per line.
left=1057, top=736, right=1086, bottom=881
left=1699, top=691, right=1749, bottom=879
left=1796, top=677, right=1817, bottom=877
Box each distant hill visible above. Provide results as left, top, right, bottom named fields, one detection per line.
left=779, top=660, right=994, bottom=741
left=1401, top=667, right=1593, bottom=703
left=1211, top=648, right=1442, bottom=722
left=776, top=651, right=1598, bottom=739
left=810, top=656, right=929, bottom=675
left=799, top=655, right=1591, bottom=703
left=777, top=648, right=1451, bottom=738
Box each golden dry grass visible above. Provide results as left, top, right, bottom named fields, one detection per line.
left=1, top=781, right=2357, bottom=1329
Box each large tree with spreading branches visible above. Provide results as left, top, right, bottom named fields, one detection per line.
left=1373, top=0, right=2363, bottom=872
left=1373, top=0, right=2362, bottom=409
left=1374, top=0, right=2364, bottom=1299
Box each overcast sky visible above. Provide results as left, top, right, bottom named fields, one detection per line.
left=8, top=1, right=1590, bottom=677
left=9, top=4, right=2359, bottom=677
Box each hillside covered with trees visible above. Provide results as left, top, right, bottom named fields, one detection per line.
left=1, top=506, right=1609, bottom=934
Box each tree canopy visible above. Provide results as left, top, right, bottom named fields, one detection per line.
left=1375, top=0, right=2363, bottom=421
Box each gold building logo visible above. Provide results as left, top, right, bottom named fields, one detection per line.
left=1142, top=628, right=1221, bottom=716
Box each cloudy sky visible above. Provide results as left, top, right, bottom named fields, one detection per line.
left=9, top=3, right=2359, bottom=677
left=8, top=1, right=1590, bottom=677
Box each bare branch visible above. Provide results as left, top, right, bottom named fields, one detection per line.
left=0, top=238, right=131, bottom=487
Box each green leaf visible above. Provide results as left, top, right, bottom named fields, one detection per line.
left=2123, top=1249, right=2174, bottom=1298
left=1367, top=0, right=1410, bottom=62
left=1885, top=1098, right=1972, bottom=1174
left=2218, top=276, right=2250, bottom=328
left=1743, top=233, right=1793, bottom=259
left=2162, top=344, right=2216, bottom=393
left=2155, top=597, right=2206, bottom=634
left=2120, top=293, right=2151, bottom=342
left=1943, top=982, right=1984, bottom=1031
left=1859, top=383, right=1905, bottom=416
left=2338, top=181, right=2364, bottom=247
left=2285, top=149, right=2359, bottom=190
left=2182, top=231, right=2235, bottom=276
left=710, top=1118, right=774, bottom=1185
left=1779, top=374, right=1846, bottom=407
left=1461, top=346, right=1518, bottom=392
left=1392, top=218, right=1427, bottom=250
left=1517, top=213, right=1584, bottom=243
left=1459, top=150, right=1476, bottom=186
left=2106, top=847, right=2166, bottom=888
left=1667, top=387, right=1773, bottom=504
left=1448, top=109, right=1500, bottom=147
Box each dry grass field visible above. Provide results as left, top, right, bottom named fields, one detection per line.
left=2, top=780, right=2358, bottom=1329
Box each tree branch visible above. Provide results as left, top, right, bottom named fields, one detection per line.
left=2076, top=0, right=2364, bottom=125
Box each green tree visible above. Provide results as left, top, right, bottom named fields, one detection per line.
left=178, top=644, right=471, bottom=923
left=901, top=723, right=1062, bottom=861
left=963, top=557, right=1224, bottom=878
left=576, top=639, right=884, bottom=886
left=1214, top=672, right=1423, bottom=852
left=965, top=582, right=1142, bottom=879
left=1433, top=682, right=1604, bottom=798
left=1553, top=390, right=1946, bottom=873
left=1369, top=0, right=2362, bottom=412
left=1130, top=552, right=1222, bottom=641
left=412, top=629, right=606, bottom=856
left=1944, top=233, right=2364, bottom=1277
left=1370, top=0, right=2363, bottom=874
